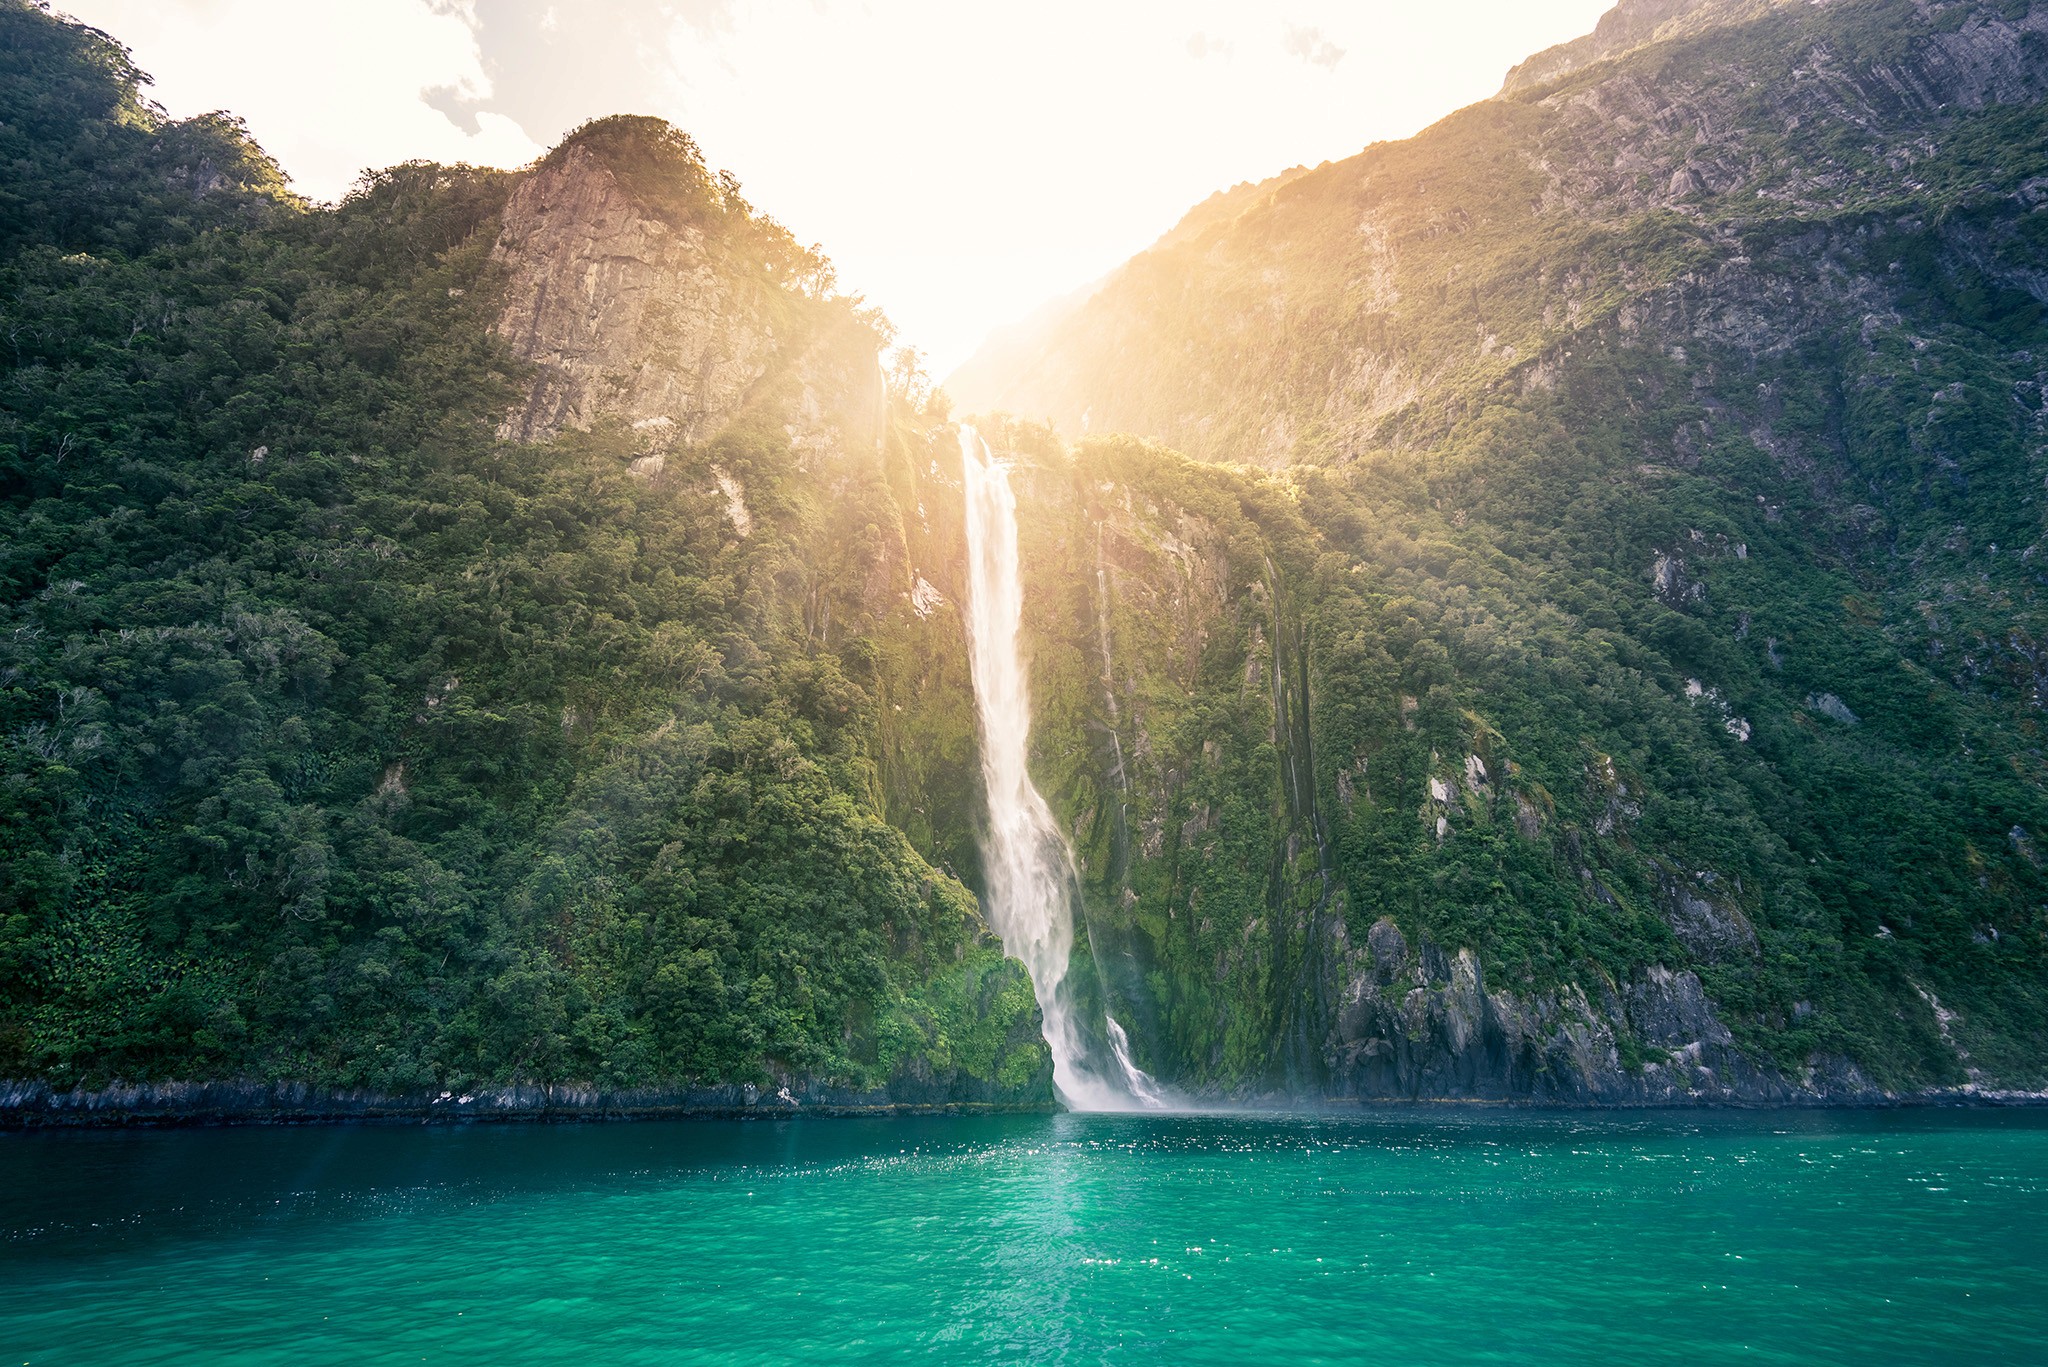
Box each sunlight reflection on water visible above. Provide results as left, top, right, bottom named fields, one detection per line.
left=3, top=1108, right=2045, bottom=1365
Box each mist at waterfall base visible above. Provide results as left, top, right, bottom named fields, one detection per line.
left=7, top=1110, right=2047, bottom=1365
left=958, top=426, right=1165, bottom=1111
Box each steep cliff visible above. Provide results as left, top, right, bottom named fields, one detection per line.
left=1500, top=0, right=1786, bottom=96
left=975, top=422, right=2045, bottom=1104
left=490, top=117, right=884, bottom=463
left=0, top=3, right=1044, bottom=1115
left=929, top=0, right=2048, bottom=1103
left=5, top=0, right=2044, bottom=1116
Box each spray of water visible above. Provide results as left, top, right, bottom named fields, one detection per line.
left=958, top=425, right=1165, bottom=1111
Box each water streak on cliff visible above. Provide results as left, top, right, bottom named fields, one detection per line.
left=959, top=425, right=1163, bottom=1111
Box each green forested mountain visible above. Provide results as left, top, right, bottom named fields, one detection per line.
left=3, top=0, right=2044, bottom=1115
left=952, top=0, right=2048, bottom=1098
left=0, top=0, right=1042, bottom=1108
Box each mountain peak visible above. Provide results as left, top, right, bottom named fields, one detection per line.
left=1499, top=0, right=1789, bottom=95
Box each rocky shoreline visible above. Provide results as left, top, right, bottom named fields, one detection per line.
left=6, top=1076, right=2043, bottom=1129
left=11, top=910, right=2042, bottom=1130
left=1319, top=917, right=2048, bottom=1110
left=0, top=1078, right=1056, bottom=1129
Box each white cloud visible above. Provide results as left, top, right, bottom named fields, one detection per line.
left=1282, top=23, right=1345, bottom=71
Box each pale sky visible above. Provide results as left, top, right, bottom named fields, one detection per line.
left=58, top=0, right=1613, bottom=376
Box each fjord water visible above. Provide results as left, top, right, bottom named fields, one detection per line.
left=5, top=1110, right=2046, bottom=1365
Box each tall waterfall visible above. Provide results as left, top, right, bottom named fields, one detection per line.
left=958, top=425, right=1165, bottom=1111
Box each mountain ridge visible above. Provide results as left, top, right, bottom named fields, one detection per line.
left=2, top=0, right=2044, bottom=1116
left=949, top=0, right=2048, bottom=1100
left=1500, top=0, right=1790, bottom=96
left=949, top=0, right=2048, bottom=465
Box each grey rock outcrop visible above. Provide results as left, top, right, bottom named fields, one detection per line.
left=1501, top=0, right=1782, bottom=96
left=489, top=134, right=885, bottom=465
left=1657, top=872, right=1761, bottom=962
left=1323, top=915, right=1886, bottom=1104
left=492, top=141, right=773, bottom=445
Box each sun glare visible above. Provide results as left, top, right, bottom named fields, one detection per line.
left=57, top=0, right=1610, bottom=374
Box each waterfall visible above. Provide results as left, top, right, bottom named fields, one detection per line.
left=958, top=425, right=1165, bottom=1112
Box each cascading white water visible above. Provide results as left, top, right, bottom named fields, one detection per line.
left=958, top=425, right=1165, bottom=1112
left=1104, top=1015, right=1167, bottom=1107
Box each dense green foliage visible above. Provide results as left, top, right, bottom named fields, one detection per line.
left=989, top=376, right=2048, bottom=1090
left=0, top=1, right=292, bottom=259
left=6, top=0, right=2044, bottom=1103
left=0, top=0, right=1043, bottom=1096
left=961, top=0, right=2048, bottom=1091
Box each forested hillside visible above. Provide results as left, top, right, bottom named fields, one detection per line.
left=4, top=0, right=2044, bottom=1113
left=0, top=0, right=1044, bottom=1109
left=953, top=0, right=2048, bottom=1098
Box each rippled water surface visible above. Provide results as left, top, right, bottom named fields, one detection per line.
left=4, top=1108, right=2046, bottom=1364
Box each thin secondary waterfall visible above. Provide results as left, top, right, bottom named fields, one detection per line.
left=958, top=425, right=1165, bottom=1112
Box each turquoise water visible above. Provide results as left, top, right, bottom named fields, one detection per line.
left=3, top=1109, right=2045, bottom=1365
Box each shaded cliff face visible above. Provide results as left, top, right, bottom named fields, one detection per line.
left=968, top=415, right=2048, bottom=1103
left=928, top=0, right=2048, bottom=1103
left=1324, top=923, right=1892, bottom=1105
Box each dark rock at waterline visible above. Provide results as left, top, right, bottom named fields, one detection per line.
left=1319, top=916, right=2044, bottom=1108
left=0, top=1075, right=1054, bottom=1129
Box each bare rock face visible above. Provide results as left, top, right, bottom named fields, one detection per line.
left=1501, top=0, right=1779, bottom=96
left=778, top=306, right=892, bottom=472
left=1323, top=915, right=1877, bottom=1104
left=489, top=141, right=775, bottom=447
left=1657, top=871, right=1761, bottom=962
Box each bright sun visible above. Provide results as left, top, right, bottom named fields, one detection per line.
left=58, top=0, right=1612, bottom=374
